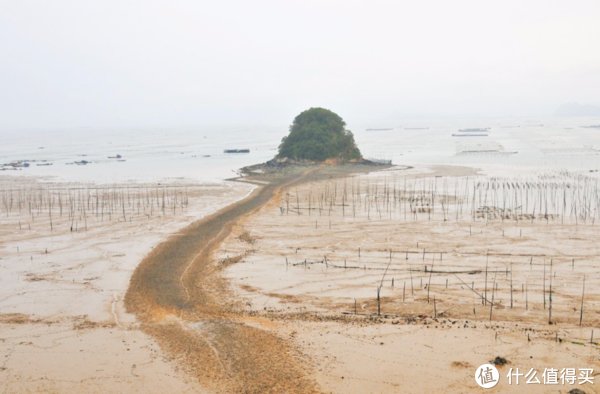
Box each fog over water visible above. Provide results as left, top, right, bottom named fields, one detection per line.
left=1, top=1, right=599, bottom=181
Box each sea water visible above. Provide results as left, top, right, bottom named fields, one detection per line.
left=1, top=117, right=599, bottom=184
left=0, top=127, right=280, bottom=183
left=355, top=117, right=600, bottom=176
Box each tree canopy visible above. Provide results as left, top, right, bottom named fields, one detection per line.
left=277, top=108, right=362, bottom=161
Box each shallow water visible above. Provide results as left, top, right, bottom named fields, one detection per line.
left=354, top=117, right=600, bottom=176
left=1, top=117, right=599, bottom=183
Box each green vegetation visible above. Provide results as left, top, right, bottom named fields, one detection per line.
left=277, top=107, right=362, bottom=161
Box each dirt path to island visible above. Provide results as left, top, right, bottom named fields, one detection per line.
left=125, top=168, right=322, bottom=393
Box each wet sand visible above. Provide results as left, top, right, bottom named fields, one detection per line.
left=220, top=164, right=600, bottom=393
left=124, top=166, right=324, bottom=393
left=0, top=177, right=251, bottom=393
left=124, top=163, right=387, bottom=393
left=3, top=163, right=599, bottom=393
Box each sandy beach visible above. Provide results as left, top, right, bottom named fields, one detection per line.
left=219, top=164, right=600, bottom=393
left=2, top=163, right=599, bottom=393
left=0, top=176, right=252, bottom=393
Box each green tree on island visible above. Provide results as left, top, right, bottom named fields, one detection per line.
left=277, top=108, right=362, bottom=161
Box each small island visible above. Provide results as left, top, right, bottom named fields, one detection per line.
left=241, top=107, right=389, bottom=178
left=276, top=107, right=362, bottom=162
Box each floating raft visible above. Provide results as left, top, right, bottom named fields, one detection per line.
left=458, top=128, right=490, bottom=132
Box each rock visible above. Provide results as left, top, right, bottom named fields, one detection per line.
left=568, top=389, right=586, bottom=394
left=490, top=356, right=508, bottom=366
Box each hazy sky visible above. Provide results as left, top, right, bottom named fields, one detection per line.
left=1, top=0, right=599, bottom=131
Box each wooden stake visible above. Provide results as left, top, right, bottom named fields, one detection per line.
left=579, top=275, right=586, bottom=326
left=543, top=258, right=546, bottom=310
left=484, top=252, right=489, bottom=305
left=548, top=259, right=553, bottom=324
left=377, top=287, right=381, bottom=316
left=489, top=274, right=496, bottom=321
left=525, top=281, right=528, bottom=311
left=510, top=262, right=513, bottom=309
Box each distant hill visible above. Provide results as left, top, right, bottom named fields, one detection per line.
left=277, top=108, right=362, bottom=162
left=555, top=102, right=600, bottom=117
